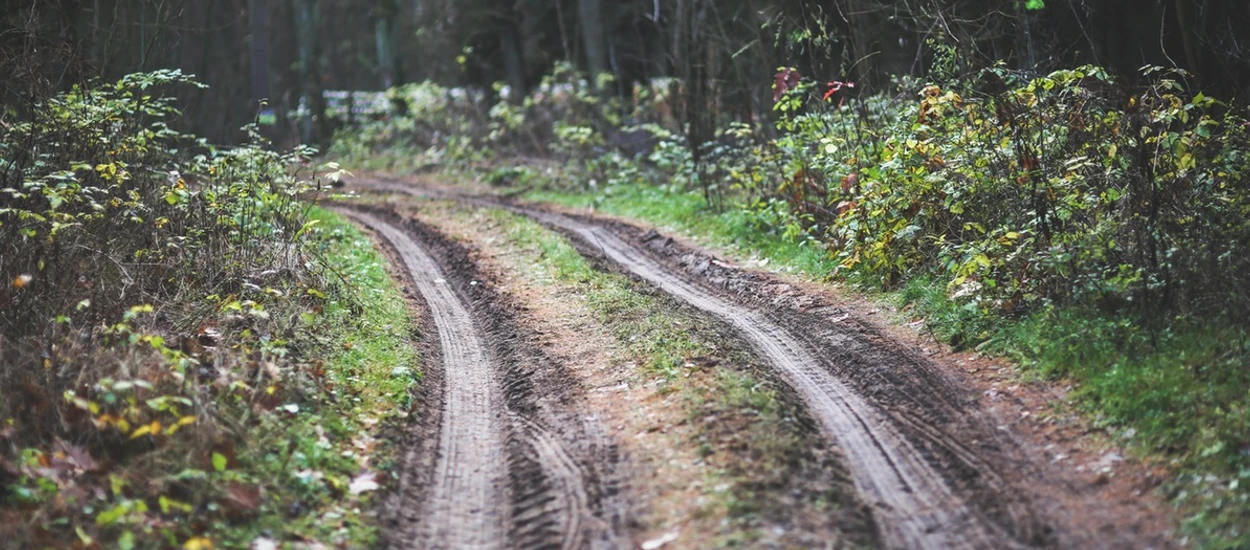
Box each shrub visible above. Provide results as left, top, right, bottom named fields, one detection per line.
left=0, top=71, right=347, bottom=547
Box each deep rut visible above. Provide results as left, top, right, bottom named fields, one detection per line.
left=339, top=208, right=626, bottom=550
left=350, top=179, right=1181, bottom=550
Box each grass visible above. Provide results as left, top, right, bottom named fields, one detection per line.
left=309, top=208, right=421, bottom=413
left=524, top=181, right=1250, bottom=549
left=225, top=207, right=423, bottom=547
left=432, top=203, right=869, bottom=548
left=526, top=184, right=842, bottom=280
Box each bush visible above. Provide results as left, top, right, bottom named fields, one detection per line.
left=0, top=71, right=351, bottom=547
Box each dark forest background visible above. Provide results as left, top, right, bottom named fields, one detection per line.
left=4, top=0, right=1249, bottom=145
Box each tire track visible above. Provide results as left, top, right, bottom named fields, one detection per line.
left=340, top=207, right=628, bottom=550
left=347, top=182, right=1026, bottom=549
left=512, top=209, right=1025, bottom=550
left=341, top=209, right=510, bottom=549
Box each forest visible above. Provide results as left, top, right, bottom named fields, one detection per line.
left=3, top=1, right=1250, bottom=548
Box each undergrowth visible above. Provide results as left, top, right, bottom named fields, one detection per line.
left=0, top=73, right=419, bottom=548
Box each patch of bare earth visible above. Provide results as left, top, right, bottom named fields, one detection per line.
left=404, top=198, right=875, bottom=549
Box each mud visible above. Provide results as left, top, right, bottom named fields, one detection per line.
left=339, top=207, right=628, bottom=549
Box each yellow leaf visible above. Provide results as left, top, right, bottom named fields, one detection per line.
left=184, top=536, right=214, bottom=550
left=165, top=415, right=196, bottom=435
left=129, top=420, right=161, bottom=439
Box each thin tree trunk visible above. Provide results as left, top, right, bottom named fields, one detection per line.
left=295, top=0, right=329, bottom=146
left=248, top=0, right=271, bottom=108
left=1174, top=0, right=1200, bottom=79
left=578, top=0, right=608, bottom=89
left=500, top=25, right=528, bottom=101
left=375, top=0, right=400, bottom=88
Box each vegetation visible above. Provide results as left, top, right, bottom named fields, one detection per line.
left=0, top=72, right=419, bottom=547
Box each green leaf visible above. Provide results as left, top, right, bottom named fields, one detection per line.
left=212, top=452, right=228, bottom=472
left=293, top=219, right=321, bottom=241
left=95, top=503, right=128, bottom=525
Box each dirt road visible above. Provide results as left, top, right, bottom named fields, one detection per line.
left=344, top=179, right=1177, bottom=550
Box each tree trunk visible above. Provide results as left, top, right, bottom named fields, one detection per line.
left=248, top=0, right=271, bottom=109
left=375, top=0, right=401, bottom=88
left=578, top=0, right=608, bottom=89
left=500, top=25, right=528, bottom=101
left=294, top=0, right=329, bottom=146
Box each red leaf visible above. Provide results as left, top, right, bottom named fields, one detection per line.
left=773, top=68, right=801, bottom=102
left=823, top=80, right=855, bottom=101
left=840, top=172, right=859, bottom=194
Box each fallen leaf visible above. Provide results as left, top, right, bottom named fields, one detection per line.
left=12, top=274, right=32, bottom=288
left=348, top=472, right=380, bottom=495
left=66, top=445, right=99, bottom=473
left=641, top=531, right=680, bottom=549
left=223, top=482, right=262, bottom=516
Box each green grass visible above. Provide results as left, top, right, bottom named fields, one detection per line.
left=482, top=205, right=702, bottom=378
left=897, top=276, right=1250, bottom=547
left=526, top=185, right=842, bottom=280
left=312, top=208, right=421, bottom=412
left=217, top=208, right=422, bottom=548
left=525, top=182, right=1250, bottom=549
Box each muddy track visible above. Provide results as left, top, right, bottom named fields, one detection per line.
left=511, top=209, right=1033, bottom=550
left=338, top=207, right=628, bottom=549
left=350, top=179, right=1147, bottom=550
